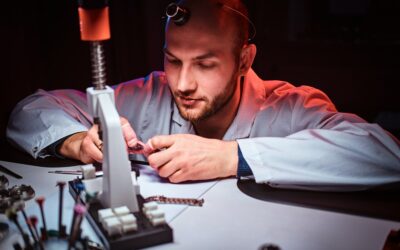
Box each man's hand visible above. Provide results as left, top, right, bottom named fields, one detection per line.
left=147, top=134, right=238, bottom=183
left=58, top=117, right=140, bottom=163
left=58, top=126, right=102, bottom=164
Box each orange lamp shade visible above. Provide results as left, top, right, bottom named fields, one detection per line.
left=78, top=7, right=110, bottom=41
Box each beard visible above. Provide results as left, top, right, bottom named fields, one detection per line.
left=173, top=71, right=240, bottom=123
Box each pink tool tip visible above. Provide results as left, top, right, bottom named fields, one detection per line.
left=56, top=181, right=66, bottom=187
left=35, top=196, right=45, bottom=205
left=29, top=216, right=38, bottom=226
left=74, top=204, right=86, bottom=215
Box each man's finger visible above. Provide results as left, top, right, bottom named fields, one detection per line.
left=157, top=160, right=180, bottom=179
left=81, top=136, right=103, bottom=162
left=168, top=169, right=186, bottom=183
left=120, top=117, right=138, bottom=147
left=148, top=134, right=179, bottom=151
left=147, top=148, right=173, bottom=169
left=87, top=125, right=102, bottom=147
left=80, top=154, right=96, bottom=164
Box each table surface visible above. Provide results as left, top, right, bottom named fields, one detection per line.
left=1, top=159, right=399, bottom=250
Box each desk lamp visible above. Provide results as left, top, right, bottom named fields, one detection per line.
left=77, top=0, right=139, bottom=212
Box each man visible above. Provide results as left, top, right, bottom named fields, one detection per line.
left=7, top=0, right=400, bottom=191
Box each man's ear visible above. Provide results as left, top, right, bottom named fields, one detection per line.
left=239, top=44, right=257, bottom=76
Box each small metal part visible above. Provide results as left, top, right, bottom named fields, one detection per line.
left=166, top=3, right=190, bottom=26
left=0, top=184, right=35, bottom=213
left=9, top=185, right=35, bottom=201
left=128, top=141, right=149, bottom=155
left=128, top=143, right=144, bottom=151
left=48, top=170, right=82, bottom=175
left=145, top=195, right=204, bottom=207
left=86, top=239, right=104, bottom=250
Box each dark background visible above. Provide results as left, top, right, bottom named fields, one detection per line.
left=1, top=0, right=400, bottom=155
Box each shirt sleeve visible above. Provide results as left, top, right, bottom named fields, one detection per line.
left=6, top=89, right=91, bottom=158
left=237, top=86, right=400, bottom=191
left=44, top=134, right=79, bottom=159
left=6, top=71, right=170, bottom=159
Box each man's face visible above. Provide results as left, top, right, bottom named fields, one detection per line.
left=164, top=15, right=240, bottom=123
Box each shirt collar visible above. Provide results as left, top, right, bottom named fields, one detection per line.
left=223, top=68, right=265, bottom=140
left=172, top=98, right=194, bottom=133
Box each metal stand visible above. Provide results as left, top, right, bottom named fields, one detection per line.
left=86, top=87, right=139, bottom=213
left=86, top=41, right=139, bottom=212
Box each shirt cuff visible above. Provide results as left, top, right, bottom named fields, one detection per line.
left=45, top=135, right=71, bottom=159
left=237, top=146, right=253, bottom=177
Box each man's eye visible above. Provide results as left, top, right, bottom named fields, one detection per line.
left=197, top=62, right=216, bottom=69
left=166, top=58, right=181, bottom=65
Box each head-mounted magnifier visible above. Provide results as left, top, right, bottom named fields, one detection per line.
left=165, top=2, right=256, bottom=41
left=166, top=3, right=191, bottom=26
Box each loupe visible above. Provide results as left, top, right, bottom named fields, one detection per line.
left=166, top=3, right=190, bottom=26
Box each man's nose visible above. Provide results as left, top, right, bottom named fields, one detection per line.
left=177, top=65, right=196, bottom=93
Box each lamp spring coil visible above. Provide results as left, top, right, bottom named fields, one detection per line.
left=90, top=41, right=107, bottom=90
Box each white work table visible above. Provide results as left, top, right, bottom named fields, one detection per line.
left=1, top=160, right=399, bottom=250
